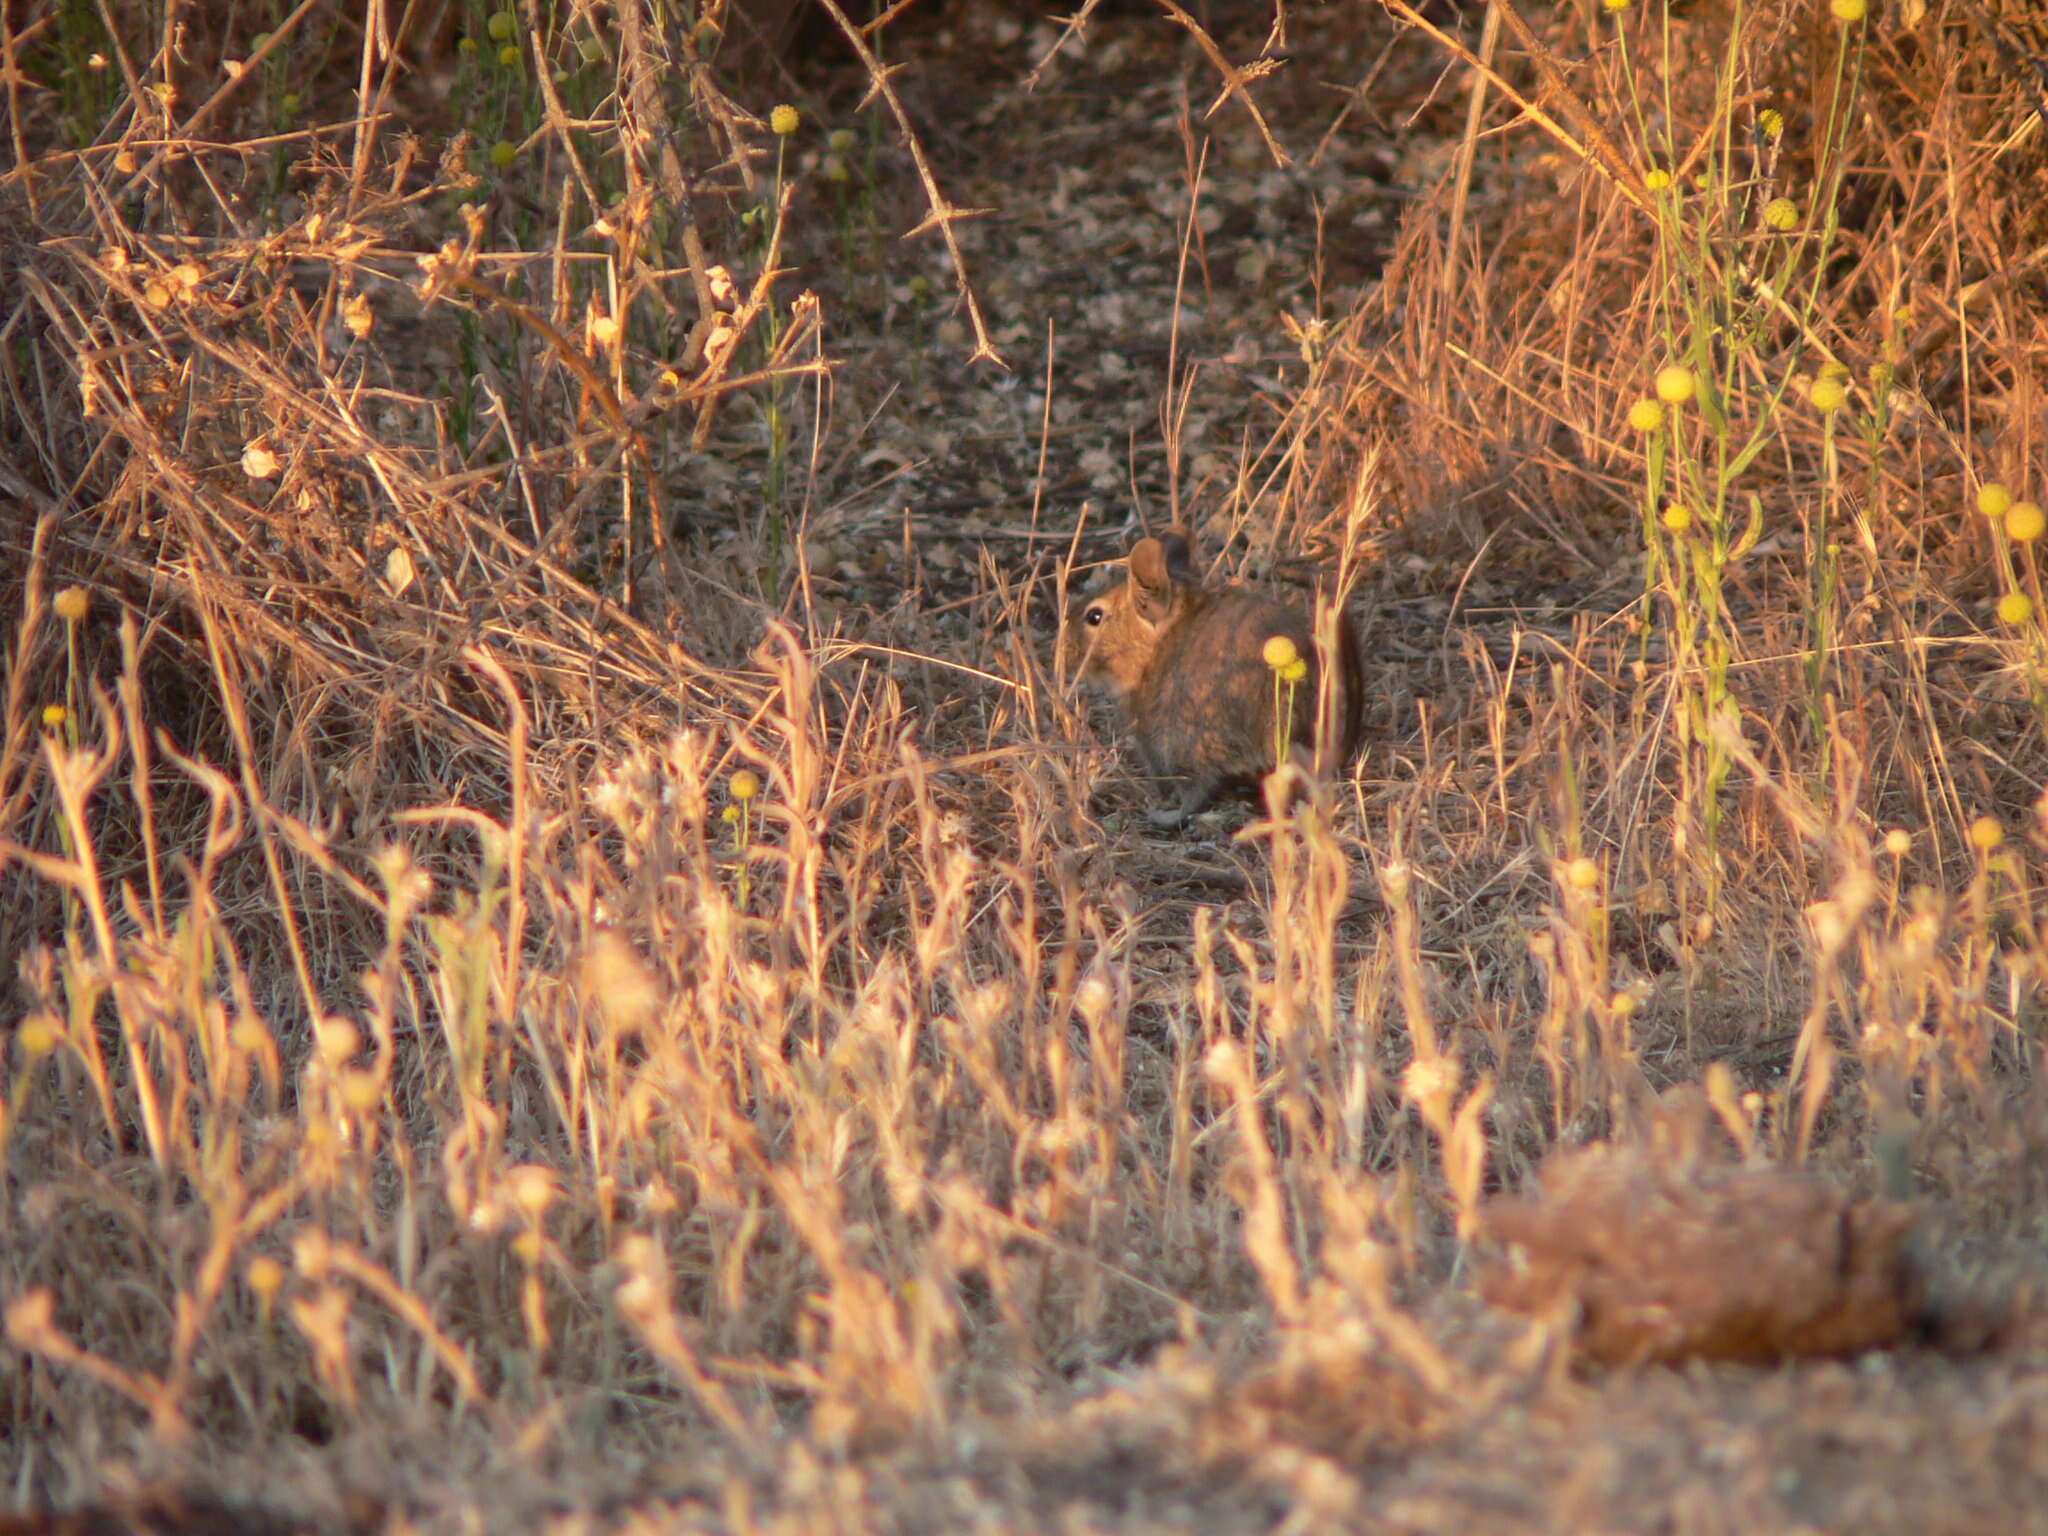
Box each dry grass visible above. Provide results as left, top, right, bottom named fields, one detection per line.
left=3, top=0, right=2048, bottom=1530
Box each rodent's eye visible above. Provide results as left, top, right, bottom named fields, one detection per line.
left=1084, top=604, right=1107, bottom=627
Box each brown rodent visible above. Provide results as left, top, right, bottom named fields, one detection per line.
left=1061, top=531, right=1363, bottom=826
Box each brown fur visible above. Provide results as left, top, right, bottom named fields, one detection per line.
left=1061, top=532, right=1363, bottom=825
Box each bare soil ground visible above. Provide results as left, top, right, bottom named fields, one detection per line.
left=6, top=0, right=2048, bottom=1531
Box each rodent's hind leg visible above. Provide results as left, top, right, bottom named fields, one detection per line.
left=1147, top=772, right=1225, bottom=830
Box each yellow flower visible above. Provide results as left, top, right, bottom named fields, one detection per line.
left=1883, top=828, right=1911, bottom=857
left=53, top=586, right=89, bottom=623
left=486, top=10, right=516, bottom=40
left=1564, top=856, right=1600, bottom=891
left=1655, top=366, right=1696, bottom=405
left=1661, top=503, right=1693, bottom=534
left=1978, top=483, right=2015, bottom=519
left=731, top=769, right=762, bottom=801
left=246, top=1255, right=286, bottom=1299
left=40, top=704, right=65, bottom=727
left=1809, top=377, right=1848, bottom=412
left=1627, top=398, right=1666, bottom=433
left=1969, top=815, right=2004, bottom=852
left=1998, top=591, right=2035, bottom=625
left=2007, top=502, right=2046, bottom=543
left=1758, top=108, right=1785, bottom=140
left=1644, top=168, right=1671, bottom=191
left=770, top=103, right=800, bottom=137
left=498, top=44, right=521, bottom=68
left=1764, top=198, right=1799, bottom=232
left=1281, top=659, right=1309, bottom=684
left=1602, top=0, right=1630, bottom=11
left=490, top=139, right=517, bottom=168
left=1830, top=0, right=1865, bottom=20
left=1262, top=635, right=1300, bottom=671
left=17, top=1013, right=62, bottom=1056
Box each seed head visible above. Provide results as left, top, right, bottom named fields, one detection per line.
left=1809, top=377, right=1848, bottom=413
left=242, top=440, right=280, bottom=479
left=505, top=1165, right=558, bottom=1220
left=1627, top=398, right=1666, bottom=433
left=54, top=586, right=89, bottom=623
left=1262, top=635, right=1300, bottom=671
left=2006, top=502, right=2045, bottom=543
left=338, top=1070, right=383, bottom=1113
left=1978, top=483, right=2014, bottom=519
left=770, top=103, right=801, bottom=137
left=1998, top=591, right=2035, bottom=625
left=1764, top=198, right=1800, bottom=232
left=1969, top=815, right=2005, bottom=852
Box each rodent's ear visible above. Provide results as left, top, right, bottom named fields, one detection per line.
left=1127, top=537, right=1177, bottom=620
left=1157, top=530, right=1194, bottom=580
left=1128, top=537, right=1168, bottom=586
